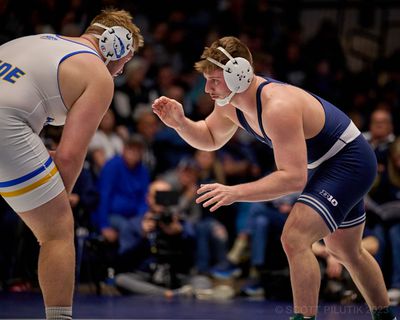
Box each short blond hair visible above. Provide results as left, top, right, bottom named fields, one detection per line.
left=194, top=36, right=253, bottom=73
left=84, top=8, right=144, bottom=52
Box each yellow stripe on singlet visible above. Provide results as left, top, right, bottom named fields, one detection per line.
left=0, top=166, right=59, bottom=197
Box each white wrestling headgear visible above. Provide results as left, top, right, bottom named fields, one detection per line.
left=92, top=22, right=133, bottom=65
left=207, top=46, right=254, bottom=106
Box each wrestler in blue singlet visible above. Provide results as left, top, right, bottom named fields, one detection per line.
left=236, top=77, right=377, bottom=232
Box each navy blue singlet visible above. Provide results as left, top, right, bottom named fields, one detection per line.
left=235, top=77, right=377, bottom=232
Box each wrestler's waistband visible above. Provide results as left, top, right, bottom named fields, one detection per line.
left=307, top=121, right=361, bottom=170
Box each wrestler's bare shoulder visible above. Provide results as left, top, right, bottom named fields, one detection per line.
left=58, top=53, right=112, bottom=109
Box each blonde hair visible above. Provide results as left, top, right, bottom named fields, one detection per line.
left=194, top=36, right=253, bottom=73
left=84, top=8, right=144, bottom=52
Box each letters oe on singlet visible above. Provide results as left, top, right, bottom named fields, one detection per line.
left=0, top=60, right=25, bottom=84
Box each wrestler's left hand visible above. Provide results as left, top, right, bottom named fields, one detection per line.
left=196, top=183, right=237, bottom=212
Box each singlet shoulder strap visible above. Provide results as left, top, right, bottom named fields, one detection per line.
left=235, top=79, right=273, bottom=146
left=256, top=81, right=270, bottom=141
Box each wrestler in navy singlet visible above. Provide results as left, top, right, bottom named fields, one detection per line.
left=236, top=77, right=377, bottom=232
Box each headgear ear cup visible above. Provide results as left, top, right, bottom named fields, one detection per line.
left=207, top=47, right=254, bottom=93
left=223, top=57, right=253, bottom=93
left=206, top=46, right=254, bottom=105
left=92, top=22, right=133, bottom=65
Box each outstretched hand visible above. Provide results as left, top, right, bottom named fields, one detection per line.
left=196, top=183, right=237, bottom=212
left=152, top=96, right=185, bottom=129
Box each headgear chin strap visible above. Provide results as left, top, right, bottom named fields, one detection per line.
left=214, top=91, right=236, bottom=106
left=207, top=46, right=254, bottom=106
left=92, top=22, right=133, bottom=65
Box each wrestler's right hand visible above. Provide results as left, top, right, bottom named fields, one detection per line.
left=152, top=96, right=185, bottom=129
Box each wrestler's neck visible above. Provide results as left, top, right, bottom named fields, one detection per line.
left=229, top=75, right=262, bottom=111
left=79, top=34, right=101, bottom=54
left=56, top=34, right=98, bottom=54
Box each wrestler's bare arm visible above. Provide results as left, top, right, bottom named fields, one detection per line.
left=152, top=96, right=238, bottom=151
left=234, top=93, right=308, bottom=200
left=55, top=62, right=114, bottom=193
left=197, top=92, right=308, bottom=210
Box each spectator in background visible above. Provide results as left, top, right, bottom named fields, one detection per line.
left=153, top=83, right=194, bottom=174
left=212, top=194, right=296, bottom=298
left=112, top=57, right=158, bottom=129
left=161, top=157, right=202, bottom=224
left=195, top=150, right=226, bottom=186
left=210, top=131, right=262, bottom=278
left=153, top=64, right=179, bottom=97
left=133, top=109, right=161, bottom=178
left=241, top=194, right=296, bottom=298
left=304, top=19, right=347, bottom=78
left=114, top=179, right=195, bottom=297
left=161, top=154, right=230, bottom=276
left=219, top=131, right=262, bottom=186
left=378, top=49, right=400, bottom=128
left=189, top=92, right=214, bottom=122
left=89, top=109, right=125, bottom=176
left=70, top=162, right=100, bottom=231
left=92, top=135, right=150, bottom=257
left=363, top=108, right=395, bottom=170
left=368, top=137, right=400, bottom=306
left=362, top=107, right=394, bottom=266
left=190, top=151, right=233, bottom=276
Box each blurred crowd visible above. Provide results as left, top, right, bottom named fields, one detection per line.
left=0, top=0, right=400, bottom=306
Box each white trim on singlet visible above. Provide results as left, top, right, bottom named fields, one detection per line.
left=297, top=194, right=338, bottom=231
left=339, top=212, right=366, bottom=227
left=307, top=121, right=361, bottom=169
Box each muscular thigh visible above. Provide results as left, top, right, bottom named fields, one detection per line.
left=17, top=191, right=74, bottom=244
left=323, top=222, right=365, bottom=260
left=283, top=202, right=331, bottom=245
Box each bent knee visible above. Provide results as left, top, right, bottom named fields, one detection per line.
left=281, top=228, right=310, bottom=256
left=37, top=214, right=75, bottom=245
left=18, top=191, right=75, bottom=245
